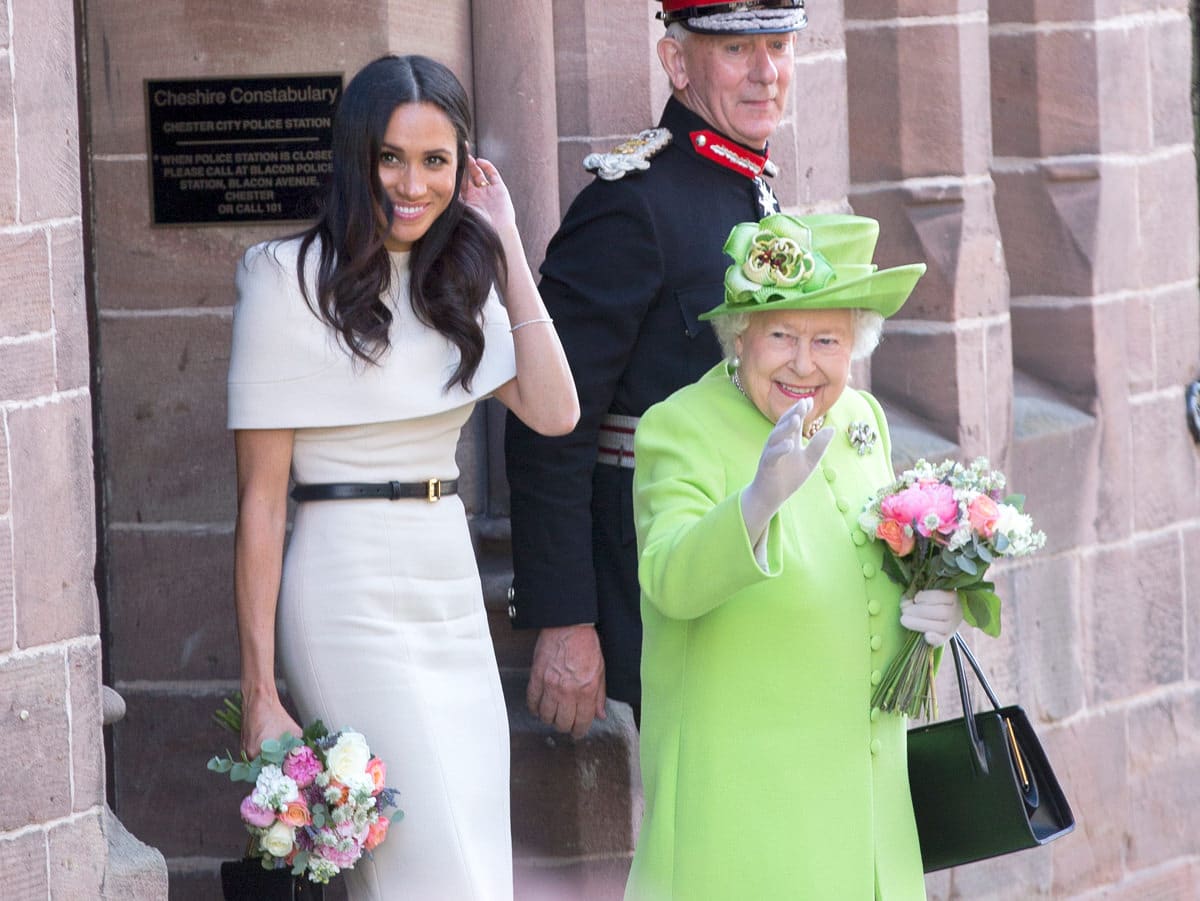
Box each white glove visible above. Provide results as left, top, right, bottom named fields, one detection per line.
left=900, top=589, right=964, bottom=647
left=741, top=397, right=835, bottom=547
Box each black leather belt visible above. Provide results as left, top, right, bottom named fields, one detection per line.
left=290, top=479, right=457, bottom=503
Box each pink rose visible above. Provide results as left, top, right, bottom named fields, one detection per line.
left=240, top=795, right=277, bottom=828
left=967, top=494, right=999, bottom=538
left=876, top=519, right=915, bottom=557
left=364, top=816, right=390, bottom=851
left=365, top=757, right=387, bottom=795
left=318, top=842, right=361, bottom=870
left=282, top=746, right=322, bottom=789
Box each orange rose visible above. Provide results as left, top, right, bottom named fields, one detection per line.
left=364, top=816, right=390, bottom=851
left=279, top=799, right=311, bottom=828
left=366, top=757, right=387, bottom=795
left=877, top=519, right=915, bottom=557
left=326, top=781, right=350, bottom=805
left=967, top=495, right=999, bottom=538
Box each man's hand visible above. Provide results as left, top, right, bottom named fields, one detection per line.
left=527, top=624, right=607, bottom=739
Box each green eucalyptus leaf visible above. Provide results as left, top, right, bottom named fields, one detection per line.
left=291, top=852, right=309, bottom=876
left=230, top=761, right=254, bottom=783
left=955, top=554, right=978, bottom=576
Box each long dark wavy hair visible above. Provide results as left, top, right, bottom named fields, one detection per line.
left=297, top=54, right=505, bottom=390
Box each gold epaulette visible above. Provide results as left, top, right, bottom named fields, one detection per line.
left=583, top=128, right=672, bottom=181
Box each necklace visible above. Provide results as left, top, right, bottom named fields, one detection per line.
left=731, top=369, right=825, bottom=438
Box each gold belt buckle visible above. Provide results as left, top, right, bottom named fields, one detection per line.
left=426, top=478, right=441, bottom=502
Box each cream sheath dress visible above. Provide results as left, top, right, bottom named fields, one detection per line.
left=228, top=238, right=517, bottom=900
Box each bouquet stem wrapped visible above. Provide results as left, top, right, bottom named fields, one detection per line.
left=859, top=458, right=1046, bottom=719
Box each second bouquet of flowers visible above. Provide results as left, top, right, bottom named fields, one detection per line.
left=858, top=457, right=1046, bottom=719
left=209, top=698, right=402, bottom=886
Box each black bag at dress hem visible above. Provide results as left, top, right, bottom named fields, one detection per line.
left=220, top=857, right=325, bottom=900
left=906, top=634, right=1076, bottom=873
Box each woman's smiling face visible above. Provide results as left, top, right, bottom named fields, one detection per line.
left=734, top=307, right=855, bottom=425
left=377, top=101, right=459, bottom=251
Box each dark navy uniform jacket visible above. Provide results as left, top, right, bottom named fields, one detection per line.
left=505, top=97, right=779, bottom=705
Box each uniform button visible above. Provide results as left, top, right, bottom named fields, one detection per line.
left=824, top=467, right=837, bottom=483
left=870, top=634, right=883, bottom=651
left=870, top=707, right=881, bottom=722
left=853, top=531, right=866, bottom=546
left=837, top=498, right=849, bottom=513
left=870, top=670, right=882, bottom=685
left=867, top=600, right=882, bottom=616
left=862, top=563, right=876, bottom=578
left=870, top=739, right=882, bottom=755
left=507, top=586, right=515, bottom=601
left=507, top=603, right=517, bottom=620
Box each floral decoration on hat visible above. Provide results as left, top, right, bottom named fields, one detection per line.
left=723, top=214, right=835, bottom=308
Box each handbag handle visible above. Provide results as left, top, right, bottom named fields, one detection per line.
left=948, top=633, right=1002, bottom=775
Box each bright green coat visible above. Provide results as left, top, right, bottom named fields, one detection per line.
left=627, top=364, right=927, bottom=901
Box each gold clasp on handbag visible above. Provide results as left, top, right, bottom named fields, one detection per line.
left=426, top=478, right=442, bottom=502
left=1004, top=717, right=1031, bottom=791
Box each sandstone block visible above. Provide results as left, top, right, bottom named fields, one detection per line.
left=994, top=162, right=1140, bottom=297
left=111, top=687, right=253, bottom=859
left=1148, top=12, right=1196, bottom=146
left=0, top=70, right=16, bottom=225
left=1131, top=393, right=1200, bottom=532
left=846, top=0, right=983, bottom=18
left=98, top=314, right=235, bottom=524
left=11, top=0, right=80, bottom=221
left=84, top=1, right=387, bottom=155
left=1093, top=19, right=1153, bottom=155
left=0, top=520, right=14, bottom=654
left=507, top=676, right=637, bottom=860
left=1186, top=526, right=1200, bottom=681
left=0, top=650, right=72, bottom=830
left=1044, top=713, right=1127, bottom=894
left=1136, top=149, right=1200, bottom=288
left=107, top=530, right=237, bottom=682
left=1012, top=554, right=1086, bottom=721
left=90, top=159, right=270, bottom=313
left=1150, top=282, right=1200, bottom=391
left=872, top=330, right=960, bottom=438
left=0, top=338, right=56, bottom=404
left=1124, top=692, right=1200, bottom=868
left=9, top=395, right=99, bottom=648
left=0, top=830, right=49, bottom=898
left=1084, top=536, right=1185, bottom=705
left=51, top=223, right=89, bottom=392
left=851, top=179, right=1006, bottom=321
left=550, top=0, right=654, bottom=137
left=0, top=230, right=52, bottom=337
left=786, top=57, right=850, bottom=208
left=47, top=809, right=106, bottom=901
left=988, top=31, right=1038, bottom=159
left=69, top=643, right=105, bottom=813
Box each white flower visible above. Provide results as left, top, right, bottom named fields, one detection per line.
left=994, top=504, right=1045, bottom=556
left=327, top=732, right=373, bottom=790
left=259, top=820, right=295, bottom=858
left=308, top=857, right=340, bottom=882
left=859, top=509, right=881, bottom=535
left=252, top=765, right=299, bottom=810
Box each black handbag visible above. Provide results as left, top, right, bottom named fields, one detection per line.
left=220, top=857, right=325, bottom=900
left=906, top=635, right=1075, bottom=872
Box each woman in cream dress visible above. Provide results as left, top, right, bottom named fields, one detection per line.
left=228, top=55, right=578, bottom=900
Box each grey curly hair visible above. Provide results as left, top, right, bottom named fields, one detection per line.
left=711, top=309, right=886, bottom=361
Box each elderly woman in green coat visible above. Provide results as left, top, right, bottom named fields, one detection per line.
left=626, top=214, right=965, bottom=900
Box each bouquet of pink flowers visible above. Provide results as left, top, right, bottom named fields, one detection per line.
left=858, top=457, right=1046, bottom=718
left=208, top=697, right=401, bottom=885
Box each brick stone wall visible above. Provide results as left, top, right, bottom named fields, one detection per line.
left=43, top=0, right=1200, bottom=898
left=0, top=0, right=110, bottom=894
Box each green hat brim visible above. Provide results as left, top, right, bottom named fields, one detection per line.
left=699, top=262, right=927, bottom=320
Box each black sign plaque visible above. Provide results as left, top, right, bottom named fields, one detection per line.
left=145, top=74, right=342, bottom=225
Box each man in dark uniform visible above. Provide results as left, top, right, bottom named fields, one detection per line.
left=506, top=0, right=808, bottom=737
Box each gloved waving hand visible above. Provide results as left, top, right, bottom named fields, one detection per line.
left=741, top=397, right=835, bottom=549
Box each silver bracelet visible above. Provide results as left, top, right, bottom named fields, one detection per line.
left=509, top=317, right=553, bottom=333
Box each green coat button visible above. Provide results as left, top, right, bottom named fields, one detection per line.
left=870, top=739, right=882, bottom=755
left=867, top=600, right=881, bottom=616
left=837, top=498, right=849, bottom=512
left=870, top=634, right=883, bottom=650
left=870, top=707, right=880, bottom=722
left=824, top=468, right=836, bottom=483
left=870, top=670, right=882, bottom=685
left=862, top=563, right=876, bottom=578
left=853, top=532, right=866, bottom=546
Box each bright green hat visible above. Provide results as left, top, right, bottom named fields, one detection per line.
left=698, top=213, right=926, bottom=320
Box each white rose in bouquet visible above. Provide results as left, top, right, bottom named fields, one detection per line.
left=327, top=731, right=372, bottom=788
left=260, top=820, right=295, bottom=858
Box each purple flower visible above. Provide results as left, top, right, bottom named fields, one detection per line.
left=282, top=746, right=323, bottom=788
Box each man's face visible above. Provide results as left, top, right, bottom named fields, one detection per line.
left=665, top=31, right=795, bottom=149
